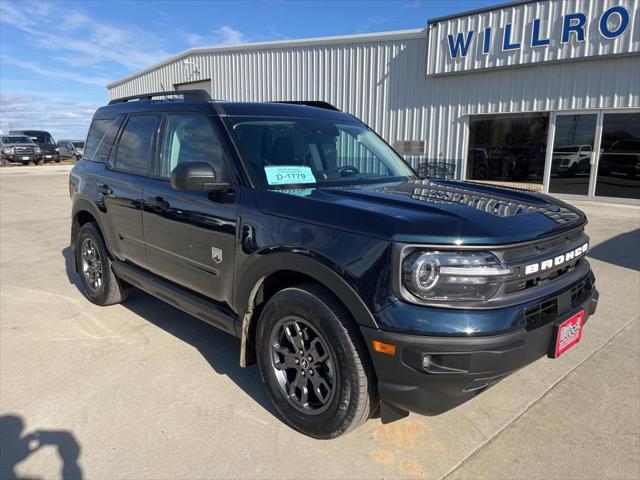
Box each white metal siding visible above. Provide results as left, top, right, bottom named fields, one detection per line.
left=107, top=21, right=640, bottom=176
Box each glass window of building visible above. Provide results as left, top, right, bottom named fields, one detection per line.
left=595, top=113, right=640, bottom=200
left=548, top=114, right=598, bottom=196
left=466, top=113, right=549, bottom=189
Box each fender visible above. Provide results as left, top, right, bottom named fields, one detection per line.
left=70, top=197, right=112, bottom=271
left=235, top=250, right=379, bottom=366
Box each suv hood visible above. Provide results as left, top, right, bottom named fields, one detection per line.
left=253, top=179, right=586, bottom=245
left=2, top=142, right=36, bottom=147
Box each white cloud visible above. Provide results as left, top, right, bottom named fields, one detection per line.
left=212, top=25, right=248, bottom=45
left=185, top=25, right=250, bottom=47
left=0, top=92, right=100, bottom=139
left=0, top=0, right=172, bottom=72
left=186, top=33, right=205, bottom=46
left=1, top=55, right=111, bottom=86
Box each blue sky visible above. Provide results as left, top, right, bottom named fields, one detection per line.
left=0, top=0, right=497, bottom=139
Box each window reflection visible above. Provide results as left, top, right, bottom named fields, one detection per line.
left=466, top=114, right=548, bottom=187
left=595, top=113, right=640, bottom=200
left=549, top=114, right=597, bottom=196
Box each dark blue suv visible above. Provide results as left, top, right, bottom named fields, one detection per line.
left=69, top=90, right=598, bottom=438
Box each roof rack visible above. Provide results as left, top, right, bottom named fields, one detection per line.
left=108, top=89, right=212, bottom=105
left=274, top=101, right=340, bottom=111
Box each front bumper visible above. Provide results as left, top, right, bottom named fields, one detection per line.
left=362, top=272, right=598, bottom=418
left=41, top=153, right=60, bottom=161
left=2, top=154, right=42, bottom=162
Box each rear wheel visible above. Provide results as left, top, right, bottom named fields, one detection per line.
left=257, top=283, right=376, bottom=439
left=75, top=223, right=129, bottom=305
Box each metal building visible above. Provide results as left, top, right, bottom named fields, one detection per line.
left=107, top=0, right=640, bottom=203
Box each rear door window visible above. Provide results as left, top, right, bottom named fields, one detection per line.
left=113, top=115, right=160, bottom=174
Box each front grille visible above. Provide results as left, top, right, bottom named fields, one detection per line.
left=571, top=272, right=595, bottom=306
left=502, top=228, right=584, bottom=262
left=500, top=227, right=588, bottom=296
left=505, top=262, right=579, bottom=294
left=15, top=146, right=35, bottom=154
left=524, top=273, right=594, bottom=330
left=524, top=299, right=558, bottom=330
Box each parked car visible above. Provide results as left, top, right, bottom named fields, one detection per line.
left=10, top=130, right=60, bottom=163
left=598, top=139, right=640, bottom=178
left=69, top=90, right=598, bottom=439
left=551, top=144, right=592, bottom=177
left=1, top=134, right=43, bottom=165
left=57, top=140, right=85, bottom=161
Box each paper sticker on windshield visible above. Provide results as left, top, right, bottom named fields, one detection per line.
left=264, top=166, right=316, bottom=185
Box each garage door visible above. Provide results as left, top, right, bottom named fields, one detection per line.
left=174, top=80, right=211, bottom=96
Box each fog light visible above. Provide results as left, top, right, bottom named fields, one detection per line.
left=422, top=354, right=432, bottom=370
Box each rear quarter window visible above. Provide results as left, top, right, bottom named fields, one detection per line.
left=85, top=118, right=115, bottom=161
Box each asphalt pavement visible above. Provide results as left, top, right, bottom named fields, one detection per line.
left=1, top=166, right=638, bottom=479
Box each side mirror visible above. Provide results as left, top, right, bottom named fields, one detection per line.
left=170, top=162, right=229, bottom=192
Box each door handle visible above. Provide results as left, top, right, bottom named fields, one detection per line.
left=146, top=196, right=170, bottom=210
left=99, top=184, right=113, bottom=196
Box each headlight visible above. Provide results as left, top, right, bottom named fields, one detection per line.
left=2, top=147, right=15, bottom=155
left=401, top=251, right=512, bottom=302
left=55, top=147, right=60, bottom=153
left=34, top=146, right=41, bottom=154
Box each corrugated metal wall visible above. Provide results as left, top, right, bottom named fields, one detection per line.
left=427, top=0, right=640, bottom=75
left=107, top=3, right=640, bottom=177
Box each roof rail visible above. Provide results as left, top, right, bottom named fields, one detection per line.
left=108, top=89, right=212, bottom=105
left=274, top=101, right=340, bottom=111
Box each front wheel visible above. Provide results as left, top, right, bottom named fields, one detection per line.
left=257, top=284, right=376, bottom=439
left=75, top=222, right=129, bottom=305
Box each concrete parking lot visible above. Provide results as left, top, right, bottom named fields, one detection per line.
left=1, top=166, right=639, bottom=480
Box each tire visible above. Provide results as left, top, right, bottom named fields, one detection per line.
left=75, top=222, right=129, bottom=306
left=21, top=161, right=29, bottom=166
left=257, top=283, right=376, bottom=439
left=34, top=158, right=42, bottom=165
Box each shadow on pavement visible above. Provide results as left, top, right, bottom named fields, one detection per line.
left=588, top=228, right=640, bottom=272
left=61, top=247, right=279, bottom=420
left=0, top=414, right=83, bottom=480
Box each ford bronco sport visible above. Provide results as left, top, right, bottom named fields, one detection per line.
left=69, top=90, right=598, bottom=439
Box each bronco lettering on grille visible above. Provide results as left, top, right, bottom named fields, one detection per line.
left=524, top=243, right=589, bottom=275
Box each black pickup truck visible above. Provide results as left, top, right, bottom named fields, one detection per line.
left=10, top=129, right=60, bottom=163
left=69, top=91, right=598, bottom=439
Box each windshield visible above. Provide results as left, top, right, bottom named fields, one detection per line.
left=555, top=146, right=583, bottom=153
left=224, top=116, right=416, bottom=188
left=2, top=136, right=34, bottom=144
left=72, top=141, right=84, bottom=148
left=26, top=133, right=55, bottom=145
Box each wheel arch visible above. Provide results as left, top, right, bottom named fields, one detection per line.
left=70, top=199, right=108, bottom=272
left=236, top=252, right=378, bottom=367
